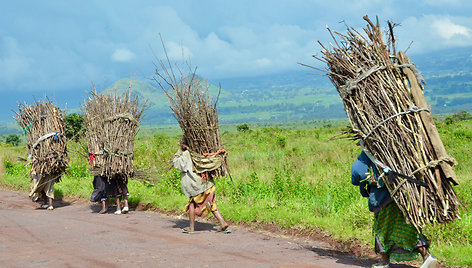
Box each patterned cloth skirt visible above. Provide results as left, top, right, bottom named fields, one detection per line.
left=185, top=185, right=217, bottom=217
left=373, top=202, right=428, bottom=262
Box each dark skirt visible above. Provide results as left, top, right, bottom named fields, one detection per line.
left=90, top=175, right=107, bottom=202
left=106, top=175, right=129, bottom=198
left=90, top=175, right=129, bottom=202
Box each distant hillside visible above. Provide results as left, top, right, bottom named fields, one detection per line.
left=1, top=46, right=471, bottom=132
left=72, top=47, right=472, bottom=125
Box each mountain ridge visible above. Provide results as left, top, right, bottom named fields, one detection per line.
left=1, top=47, right=471, bottom=131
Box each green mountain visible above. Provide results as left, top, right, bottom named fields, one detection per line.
left=2, top=47, right=471, bottom=134
left=103, top=78, right=235, bottom=124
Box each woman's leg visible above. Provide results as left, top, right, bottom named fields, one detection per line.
left=115, top=196, right=121, bottom=214
left=47, top=197, right=53, bottom=210
left=379, top=252, right=389, bottom=265
left=188, top=202, right=196, bottom=232
left=122, top=195, right=129, bottom=212
left=212, top=209, right=228, bottom=230
left=99, top=199, right=107, bottom=214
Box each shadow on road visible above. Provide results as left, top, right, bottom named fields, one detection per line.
left=305, top=246, right=416, bottom=268
left=170, top=218, right=218, bottom=232
left=33, top=198, right=71, bottom=210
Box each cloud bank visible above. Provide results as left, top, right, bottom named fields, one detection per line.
left=0, top=0, right=471, bottom=93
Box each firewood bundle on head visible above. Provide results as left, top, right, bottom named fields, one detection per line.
left=15, top=100, right=68, bottom=179
left=83, top=90, right=107, bottom=174
left=306, top=16, right=461, bottom=230
left=83, top=87, right=145, bottom=180
left=153, top=51, right=228, bottom=178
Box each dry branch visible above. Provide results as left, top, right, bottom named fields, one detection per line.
left=15, top=99, right=68, bottom=179
left=307, top=16, right=461, bottom=230
left=153, top=43, right=229, bottom=178
left=83, top=85, right=145, bottom=180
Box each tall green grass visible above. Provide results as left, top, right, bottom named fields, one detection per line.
left=1, top=121, right=471, bottom=267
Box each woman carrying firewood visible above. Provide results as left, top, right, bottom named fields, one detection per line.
left=351, top=149, right=438, bottom=268
left=89, top=173, right=130, bottom=215
left=173, top=138, right=230, bottom=234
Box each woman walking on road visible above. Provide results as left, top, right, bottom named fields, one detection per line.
left=173, top=140, right=230, bottom=234
left=351, top=150, right=438, bottom=268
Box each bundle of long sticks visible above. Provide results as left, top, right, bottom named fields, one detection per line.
left=83, top=86, right=145, bottom=180
left=153, top=45, right=228, bottom=178
left=304, top=16, right=461, bottom=230
left=15, top=99, right=68, bottom=178
left=83, top=89, right=107, bottom=174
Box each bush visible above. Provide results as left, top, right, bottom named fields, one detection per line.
left=444, top=110, right=472, bottom=125
left=5, top=134, right=20, bottom=146
left=64, top=113, right=85, bottom=141
left=236, top=123, right=250, bottom=132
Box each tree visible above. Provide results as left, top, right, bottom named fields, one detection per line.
left=64, top=113, right=85, bottom=141
left=236, top=123, right=250, bottom=132
left=6, top=134, right=20, bottom=146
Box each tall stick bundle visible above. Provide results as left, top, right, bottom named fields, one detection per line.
left=83, top=86, right=145, bottom=179
left=307, top=16, right=461, bottom=230
left=83, top=90, right=108, bottom=173
left=153, top=49, right=228, bottom=178
left=15, top=100, right=68, bottom=178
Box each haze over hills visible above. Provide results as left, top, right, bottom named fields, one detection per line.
left=1, top=47, right=471, bottom=134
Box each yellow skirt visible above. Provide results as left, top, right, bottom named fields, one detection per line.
left=184, top=185, right=217, bottom=217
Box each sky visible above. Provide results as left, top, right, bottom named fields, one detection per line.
left=1, top=0, right=472, bottom=94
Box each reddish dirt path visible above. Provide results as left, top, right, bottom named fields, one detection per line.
left=0, top=190, right=415, bottom=268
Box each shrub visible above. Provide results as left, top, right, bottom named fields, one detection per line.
left=5, top=134, right=20, bottom=146
left=64, top=113, right=85, bottom=141
left=236, top=123, right=250, bottom=132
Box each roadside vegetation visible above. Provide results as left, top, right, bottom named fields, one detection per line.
left=1, top=118, right=471, bottom=267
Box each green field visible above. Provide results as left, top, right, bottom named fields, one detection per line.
left=1, top=120, right=471, bottom=267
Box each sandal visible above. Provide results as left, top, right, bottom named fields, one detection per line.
left=181, top=228, right=195, bottom=234
left=421, top=255, right=438, bottom=268
left=217, top=225, right=231, bottom=233
left=372, top=263, right=390, bottom=268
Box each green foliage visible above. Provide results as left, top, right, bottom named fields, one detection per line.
left=5, top=134, right=20, bottom=146
left=4, top=159, right=27, bottom=176
left=444, top=110, right=472, bottom=125
left=236, top=123, right=250, bottom=132
left=64, top=113, right=85, bottom=141
left=2, top=120, right=472, bottom=266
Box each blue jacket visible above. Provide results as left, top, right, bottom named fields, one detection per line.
left=351, top=151, right=392, bottom=213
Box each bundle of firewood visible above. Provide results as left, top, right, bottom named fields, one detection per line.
left=83, top=86, right=145, bottom=179
left=83, top=90, right=107, bottom=174
left=304, top=16, right=461, bottom=230
left=15, top=100, right=68, bottom=178
left=153, top=49, right=228, bottom=178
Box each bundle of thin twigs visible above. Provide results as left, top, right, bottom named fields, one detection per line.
left=15, top=99, right=68, bottom=178
left=303, top=16, right=461, bottom=230
left=153, top=44, right=228, bottom=178
left=83, top=85, right=145, bottom=180
left=83, top=89, right=108, bottom=174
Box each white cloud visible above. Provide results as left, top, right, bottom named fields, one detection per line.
left=111, top=48, right=135, bottom=62
left=432, top=18, right=471, bottom=39
left=396, top=15, right=472, bottom=54
left=2, top=1, right=472, bottom=94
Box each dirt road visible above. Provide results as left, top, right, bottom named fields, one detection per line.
left=0, top=190, right=414, bottom=268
